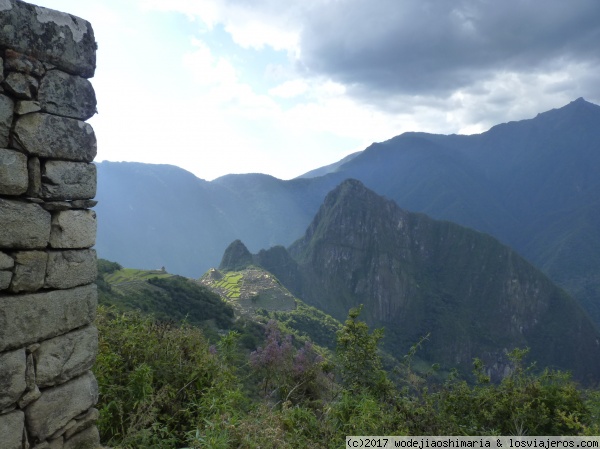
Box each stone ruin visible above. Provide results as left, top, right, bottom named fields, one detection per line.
left=0, top=1, right=101, bottom=448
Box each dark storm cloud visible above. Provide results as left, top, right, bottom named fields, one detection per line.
left=297, top=0, right=600, bottom=97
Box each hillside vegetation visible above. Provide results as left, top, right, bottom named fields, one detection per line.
left=95, top=304, right=600, bottom=448
left=95, top=257, right=600, bottom=447
left=97, top=259, right=235, bottom=329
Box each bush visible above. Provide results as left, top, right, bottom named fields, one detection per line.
left=95, top=307, right=244, bottom=447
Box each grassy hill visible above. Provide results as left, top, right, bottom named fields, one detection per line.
left=97, top=259, right=234, bottom=329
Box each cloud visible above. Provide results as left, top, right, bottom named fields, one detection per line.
left=42, top=0, right=600, bottom=181
left=143, top=0, right=600, bottom=129
left=298, top=0, right=600, bottom=98
left=269, top=79, right=309, bottom=98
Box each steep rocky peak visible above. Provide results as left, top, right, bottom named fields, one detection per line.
left=300, top=178, right=404, bottom=246
left=219, top=239, right=253, bottom=271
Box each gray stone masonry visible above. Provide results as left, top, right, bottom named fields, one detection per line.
left=0, top=1, right=101, bottom=447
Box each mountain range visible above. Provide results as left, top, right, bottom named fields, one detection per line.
left=95, top=98, right=600, bottom=324
left=219, top=179, right=600, bottom=382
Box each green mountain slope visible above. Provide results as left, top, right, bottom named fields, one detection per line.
left=97, top=259, right=234, bottom=328
left=248, top=180, right=600, bottom=384
left=199, top=266, right=296, bottom=316
left=199, top=262, right=343, bottom=350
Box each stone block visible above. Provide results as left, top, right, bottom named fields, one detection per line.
left=64, top=408, right=99, bottom=440
left=10, top=250, right=48, bottom=293
left=50, top=210, right=97, bottom=249
left=35, top=325, right=98, bottom=388
left=0, top=349, right=26, bottom=410
left=0, top=198, right=51, bottom=249
left=28, top=156, right=42, bottom=197
left=39, top=69, right=96, bottom=120
left=0, top=250, right=14, bottom=269
left=41, top=161, right=97, bottom=200
left=4, top=49, right=45, bottom=76
left=3, top=71, right=38, bottom=99
left=0, top=94, right=14, bottom=147
left=15, top=100, right=41, bottom=115
left=0, top=284, right=97, bottom=352
left=18, top=385, right=41, bottom=409
left=26, top=352, right=36, bottom=389
left=72, top=199, right=98, bottom=209
left=13, top=113, right=97, bottom=162
left=63, top=425, right=100, bottom=449
left=25, top=371, right=98, bottom=442
left=45, top=249, right=97, bottom=289
left=0, top=148, right=28, bottom=195
left=0, top=2, right=96, bottom=78
left=0, top=271, right=12, bottom=290
left=39, top=200, right=98, bottom=212
left=0, top=410, right=24, bottom=449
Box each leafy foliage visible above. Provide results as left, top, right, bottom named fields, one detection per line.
left=95, top=299, right=600, bottom=448
left=249, top=320, right=333, bottom=404
left=95, top=307, right=245, bottom=448
left=94, top=282, right=600, bottom=449
left=267, top=300, right=342, bottom=349
left=336, top=305, right=393, bottom=398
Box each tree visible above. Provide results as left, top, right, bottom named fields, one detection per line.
left=335, top=305, right=392, bottom=398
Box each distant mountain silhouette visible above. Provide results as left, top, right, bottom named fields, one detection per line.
left=95, top=98, right=600, bottom=324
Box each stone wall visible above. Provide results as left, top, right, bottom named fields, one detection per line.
left=0, top=1, right=100, bottom=448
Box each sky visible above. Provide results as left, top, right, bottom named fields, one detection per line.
left=33, top=0, right=600, bottom=181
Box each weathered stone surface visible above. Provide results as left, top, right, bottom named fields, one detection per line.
left=0, top=284, right=97, bottom=352
left=63, top=425, right=100, bottom=449
left=32, top=442, right=50, bottom=449
left=41, top=160, right=97, bottom=200
left=71, top=199, right=98, bottom=209
left=10, top=250, right=48, bottom=292
left=26, top=352, right=36, bottom=389
left=41, top=200, right=98, bottom=211
left=45, top=249, right=97, bottom=289
left=35, top=325, right=98, bottom=388
left=27, top=343, right=41, bottom=354
left=50, top=418, right=76, bottom=440
left=0, top=94, right=14, bottom=147
left=13, top=113, right=97, bottom=162
left=64, top=408, right=99, bottom=440
left=42, top=201, right=72, bottom=211
left=48, top=436, right=64, bottom=449
left=39, top=70, right=96, bottom=120
left=0, top=251, right=14, bottom=269
left=15, top=100, right=41, bottom=115
left=28, top=156, right=42, bottom=197
left=50, top=210, right=97, bottom=249
left=25, top=371, right=98, bottom=442
left=0, top=198, right=51, bottom=249
left=0, top=148, right=28, bottom=195
left=18, top=385, right=41, bottom=409
left=0, top=349, right=26, bottom=410
left=3, top=71, right=38, bottom=99
left=0, top=271, right=12, bottom=290
left=0, top=56, right=3, bottom=82
left=4, top=49, right=45, bottom=76
left=0, top=410, right=24, bottom=449
left=0, top=2, right=96, bottom=77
